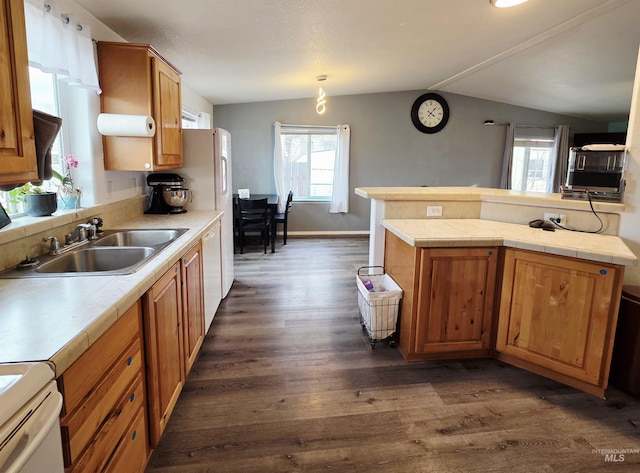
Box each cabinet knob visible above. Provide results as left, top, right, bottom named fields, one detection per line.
left=600, top=269, right=607, bottom=275
left=127, top=357, right=133, bottom=365
left=130, top=392, right=135, bottom=402
left=132, top=431, right=137, bottom=440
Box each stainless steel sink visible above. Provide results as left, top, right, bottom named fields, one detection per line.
left=92, top=229, right=185, bottom=247
left=35, top=247, right=155, bottom=274
left=0, top=228, right=189, bottom=278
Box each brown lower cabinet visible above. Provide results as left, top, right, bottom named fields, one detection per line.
left=58, top=301, right=148, bottom=473
left=144, top=240, right=205, bottom=448
left=57, top=239, right=207, bottom=470
left=495, top=248, right=623, bottom=397
left=385, top=230, right=625, bottom=397
left=386, top=231, right=498, bottom=361
left=181, top=241, right=205, bottom=375
left=143, top=260, right=185, bottom=448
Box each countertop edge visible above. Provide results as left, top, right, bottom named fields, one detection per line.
left=382, top=218, right=638, bottom=267
left=356, top=187, right=626, bottom=212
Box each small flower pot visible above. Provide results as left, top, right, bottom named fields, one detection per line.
left=24, top=192, right=58, bottom=216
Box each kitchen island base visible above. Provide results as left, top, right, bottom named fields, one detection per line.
left=384, top=227, right=627, bottom=398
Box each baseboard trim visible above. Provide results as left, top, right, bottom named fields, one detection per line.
left=282, top=231, right=370, bottom=238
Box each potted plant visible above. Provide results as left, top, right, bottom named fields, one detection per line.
left=53, top=155, right=82, bottom=210
left=8, top=183, right=57, bottom=217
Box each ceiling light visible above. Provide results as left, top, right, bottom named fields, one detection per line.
left=490, top=0, right=529, bottom=7
left=316, top=75, right=327, bottom=115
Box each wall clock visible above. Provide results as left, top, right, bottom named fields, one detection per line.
left=411, top=93, right=450, bottom=134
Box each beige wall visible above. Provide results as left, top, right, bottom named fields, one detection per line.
left=620, top=45, right=640, bottom=286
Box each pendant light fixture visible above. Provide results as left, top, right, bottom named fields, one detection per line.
left=316, top=75, right=327, bottom=115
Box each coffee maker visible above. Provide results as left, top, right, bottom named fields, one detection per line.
left=145, top=173, right=191, bottom=214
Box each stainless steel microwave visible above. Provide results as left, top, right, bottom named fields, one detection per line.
left=561, top=147, right=626, bottom=202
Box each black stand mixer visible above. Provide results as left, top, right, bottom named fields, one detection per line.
left=145, top=173, right=191, bottom=214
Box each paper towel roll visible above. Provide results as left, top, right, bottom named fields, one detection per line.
left=97, top=113, right=156, bottom=137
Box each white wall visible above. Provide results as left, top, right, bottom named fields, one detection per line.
left=620, top=45, right=640, bottom=286
left=182, top=84, right=214, bottom=121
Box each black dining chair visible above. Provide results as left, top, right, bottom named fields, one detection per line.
left=274, top=191, right=293, bottom=245
left=237, top=197, right=271, bottom=254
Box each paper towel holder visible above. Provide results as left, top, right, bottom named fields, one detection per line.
left=97, top=113, right=156, bottom=137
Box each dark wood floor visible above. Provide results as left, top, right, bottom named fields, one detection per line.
left=145, top=237, right=640, bottom=473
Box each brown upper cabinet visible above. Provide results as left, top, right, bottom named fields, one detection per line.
left=97, top=42, right=183, bottom=171
left=0, top=0, right=38, bottom=185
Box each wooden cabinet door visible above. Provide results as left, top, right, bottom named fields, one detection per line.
left=182, top=241, right=205, bottom=375
left=415, top=247, right=498, bottom=356
left=0, top=0, right=37, bottom=185
left=153, top=58, right=183, bottom=168
left=496, top=249, right=623, bottom=392
left=144, top=261, right=185, bottom=447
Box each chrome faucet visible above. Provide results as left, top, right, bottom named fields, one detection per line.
left=65, top=223, right=92, bottom=245
left=43, top=221, right=101, bottom=256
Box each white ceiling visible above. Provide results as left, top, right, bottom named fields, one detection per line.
left=72, top=0, right=640, bottom=122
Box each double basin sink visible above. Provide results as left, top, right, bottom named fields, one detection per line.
left=0, top=228, right=188, bottom=278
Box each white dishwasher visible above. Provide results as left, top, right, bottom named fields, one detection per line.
left=0, top=363, right=64, bottom=473
left=202, top=221, right=223, bottom=332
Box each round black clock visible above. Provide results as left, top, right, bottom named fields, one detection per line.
left=411, top=93, right=450, bottom=134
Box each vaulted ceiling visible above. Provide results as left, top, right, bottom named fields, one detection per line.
left=73, top=0, right=640, bottom=122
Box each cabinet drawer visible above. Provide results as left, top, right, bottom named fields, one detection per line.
left=61, top=338, right=143, bottom=465
left=60, top=302, right=142, bottom=414
left=103, top=407, right=149, bottom=473
left=69, top=375, right=145, bottom=473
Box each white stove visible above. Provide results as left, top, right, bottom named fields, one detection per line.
left=0, top=363, right=64, bottom=473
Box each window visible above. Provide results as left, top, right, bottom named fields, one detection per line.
left=281, top=128, right=337, bottom=201
left=0, top=67, right=62, bottom=215
left=511, top=138, right=554, bottom=192
left=510, top=129, right=555, bottom=192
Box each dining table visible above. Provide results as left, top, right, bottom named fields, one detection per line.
left=233, top=193, right=278, bottom=253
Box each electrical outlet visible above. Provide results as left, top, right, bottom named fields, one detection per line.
left=544, top=212, right=566, bottom=225
left=427, top=205, right=442, bottom=217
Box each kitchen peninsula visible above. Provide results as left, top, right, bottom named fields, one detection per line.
left=356, top=187, right=638, bottom=398
left=355, top=187, right=629, bottom=266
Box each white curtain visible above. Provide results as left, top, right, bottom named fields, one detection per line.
left=273, top=122, right=287, bottom=213
left=550, top=124, right=570, bottom=193
left=24, top=0, right=101, bottom=93
left=329, top=124, right=350, bottom=213
left=499, top=122, right=515, bottom=189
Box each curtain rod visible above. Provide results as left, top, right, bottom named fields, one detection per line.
left=516, top=124, right=556, bottom=129
left=276, top=123, right=336, bottom=129
left=45, top=3, right=83, bottom=31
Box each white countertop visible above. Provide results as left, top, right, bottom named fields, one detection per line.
left=383, top=218, right=637, bottom=266
left=0, top=210, right=222, bottom=375
left=356, top=186, right=626, bottom=211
